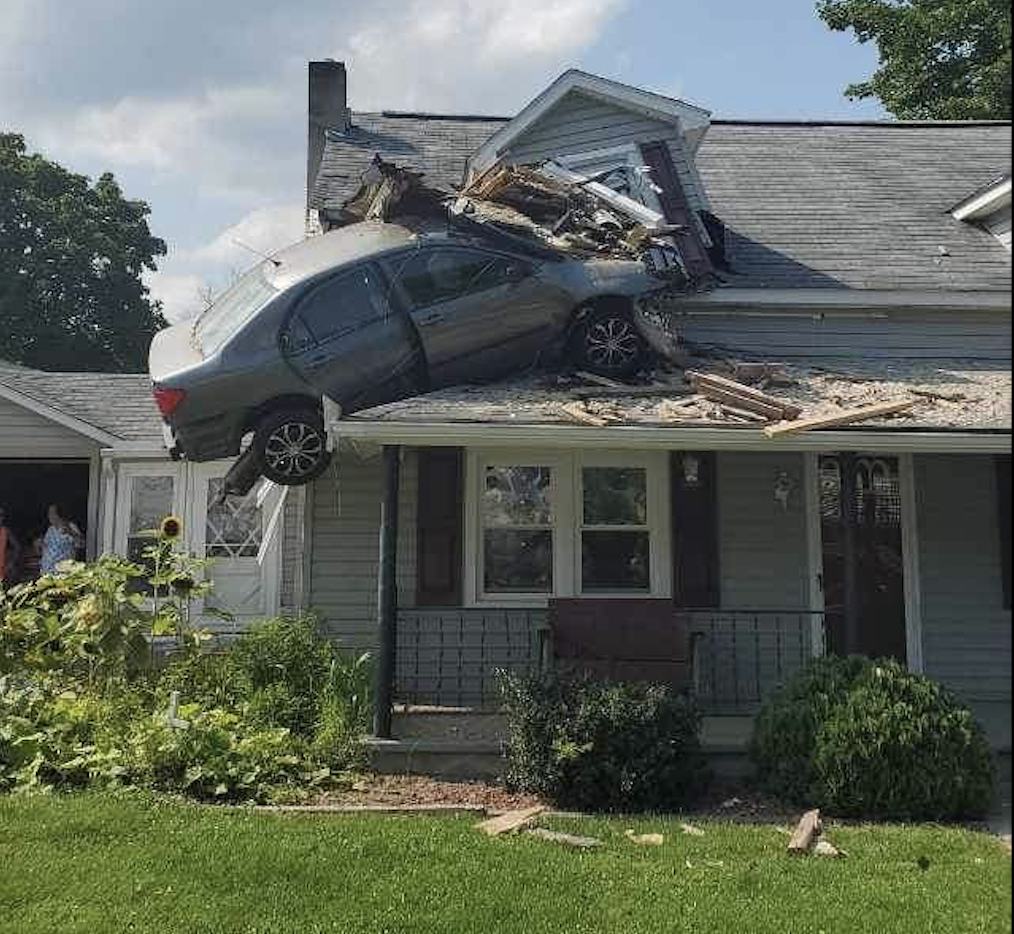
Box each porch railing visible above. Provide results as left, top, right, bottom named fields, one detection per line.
left=394, top=606, right=822, bottom=713
left=688, top=609, right=822, bottom=714
left=396, top=608, right=548, bottom=709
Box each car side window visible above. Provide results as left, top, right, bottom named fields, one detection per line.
left=396, top=249, right=525, bottom=309
left=292, top=265, right=390, bottom=347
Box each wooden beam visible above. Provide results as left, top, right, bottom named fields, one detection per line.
left=787, top=809, right=823, bottom=855
left=687, top=371, right=803, bottom=420
left=372, top=445, right=401, bottom=740
left=476, top=806, right=547, bottom=837
left=765, top=400, right=918, bottom=438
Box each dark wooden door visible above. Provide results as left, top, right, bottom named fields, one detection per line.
left=820, top=455, right=907, bottom=661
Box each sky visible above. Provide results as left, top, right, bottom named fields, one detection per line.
left=1, top=0, right=886, bottom=323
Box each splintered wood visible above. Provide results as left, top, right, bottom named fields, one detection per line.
left=527, top=828, right=604, bottom=849
left=787, top=809, right=823, bottom=855
left=765, top=399, right=919, bottom=437
left=686, top=371, right=803, bottom=423
left=476, top=806, right=547, bottom=837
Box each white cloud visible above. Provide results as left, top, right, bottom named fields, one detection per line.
left=336, top=0, right=631, bottom=111
left=149, top=202, right=305, bottom=322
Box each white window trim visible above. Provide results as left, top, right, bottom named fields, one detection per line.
left=464, top=449, right=671, bottom=607
left=558, top=144, right=664, bottom=215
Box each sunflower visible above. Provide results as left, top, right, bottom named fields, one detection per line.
left=160, top=515, right=184, bottom=541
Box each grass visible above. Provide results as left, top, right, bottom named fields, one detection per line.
left=1, top=794, right=1010, bottom=934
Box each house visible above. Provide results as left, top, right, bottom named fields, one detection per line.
left=2, top=61, right=1009, bottom=777
left=303, top=62, right=1011, bottom=773
left=0, top=361, right=304, bottom=626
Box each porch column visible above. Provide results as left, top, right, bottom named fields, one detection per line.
left=839, top=452, right=861, bottom=655
left=373, top=445, right=401, bottom=739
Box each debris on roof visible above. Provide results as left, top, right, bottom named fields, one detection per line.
left=346, top=356, right=1011, bottom=434
left=335, top=156, right=715, bottom=289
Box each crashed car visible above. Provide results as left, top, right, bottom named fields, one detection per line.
left=150, top=158, right=713, bottom=490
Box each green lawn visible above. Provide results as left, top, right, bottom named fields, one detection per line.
left=1, top=794, right=1010, bottom=934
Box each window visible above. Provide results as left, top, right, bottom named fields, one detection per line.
left=469, top=452, right=669, bottom=603
left=125, top=475, right=175, bottom=594
left=194, top=264, right=279, bottom=355
left=205, top=479, right=262, bottom=559
left=295, top=266, right=390, bottom=346
left=397, top=249, right=518, bottom=309
left=580, top=467, right=650, bottom=592
left=481, top=465, right=553, bottom=594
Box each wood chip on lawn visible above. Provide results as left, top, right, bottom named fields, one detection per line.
left=625, top=831, right=665, bottom=846
left=526, top=828, right=604, bottom=849
left=476, top=806, right=546, bottom=837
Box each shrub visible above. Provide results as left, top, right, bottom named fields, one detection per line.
left=751, top=657, right=995, bottom=820
left=751, top=655, right=870, bottom=804
left=814, top=663, right=995, bottom=821
left=225, top=617, right=333, bottom=736
left=501, top=673, right=708, bottom=812
left=311, top=652, right=373, bottom=770
left=121, top=706, right=329, bottom=804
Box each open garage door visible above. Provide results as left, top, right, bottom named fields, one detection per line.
left=0, top=461, right=91, bottom=582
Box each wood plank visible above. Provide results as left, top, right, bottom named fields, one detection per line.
left=787, top=809, right=823, bottom=855
left=689, top=384, right=787, bottom=420
left=476, top=806, right=547, bottom=837
left=764, top=400, right=919, bottom=438
left=574, top=370, right=631, bottom=390
left=558, top=402, right=610, bottom=427
left=687, top=371, right=803, bottom=419
left=526, top=828, right=604, bottom=849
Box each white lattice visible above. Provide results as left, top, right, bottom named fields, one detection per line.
left=205, top=480, right=262, bottom=558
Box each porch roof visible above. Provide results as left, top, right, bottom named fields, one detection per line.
left=339, top=356, right=1011, bottom=451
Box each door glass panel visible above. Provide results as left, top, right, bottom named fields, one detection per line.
left=205, top=479, right=262, bottom=558
left=126, top=476, right=174, bottom=593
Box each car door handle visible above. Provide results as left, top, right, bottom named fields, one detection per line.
left=417, top=311, right=446, bottom=326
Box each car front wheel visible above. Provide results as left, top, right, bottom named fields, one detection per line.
left=254, top=408, right=332, bottom=486
left=575, top=307, right=648, bottom=378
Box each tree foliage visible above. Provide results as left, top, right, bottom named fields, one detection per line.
left=0, top=134, right=167, bottom=372
left=818, top=0, right=1012, bottom=119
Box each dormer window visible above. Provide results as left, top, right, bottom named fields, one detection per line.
left=951, top=175, right=1012, bottom=252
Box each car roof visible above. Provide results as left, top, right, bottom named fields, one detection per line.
left=265, top=221, right=422, bottom=290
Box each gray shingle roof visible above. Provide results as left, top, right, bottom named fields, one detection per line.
left=698, top=122, right=1012, bottom=292
left=0, top=364, right=161, bottom=444
left=311, top=112, right=509, bottom=210
left=312, top=113, right=1012, bottom=292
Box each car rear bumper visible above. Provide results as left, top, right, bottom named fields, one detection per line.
left=168, top=414, right=243, bottom=462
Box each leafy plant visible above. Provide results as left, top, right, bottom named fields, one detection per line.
left=501, top=673, right=708, bottom=812
left=814, top=662, right=995, bottom=820
left=312, top=652, right=373, bottom=770
left=751, top=656, right=995, bottom=819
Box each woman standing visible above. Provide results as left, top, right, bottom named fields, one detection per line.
left=40, top=504, right=84, bottom=575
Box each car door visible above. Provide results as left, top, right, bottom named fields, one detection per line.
left=388, top=247, right=570, bottom=388
left=281, top=263, right=423, bottom=411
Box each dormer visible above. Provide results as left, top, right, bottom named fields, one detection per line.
left=466, top=70, right=716, bottom=275
left=951, top=175, right=1012, bottom=252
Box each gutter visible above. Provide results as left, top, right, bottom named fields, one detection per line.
left=672, top=288, right=1011, bottom=314
left=329, top=419, right=1012, bottom=455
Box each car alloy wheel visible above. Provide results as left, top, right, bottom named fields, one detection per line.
left=262, top=421, right=327, bottom=480
left=584, top=314, right=642, bottom=372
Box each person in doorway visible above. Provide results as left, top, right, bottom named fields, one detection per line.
left=40, top=504, right=84, bottom=576
left=0, top=506, right=22, bottom=585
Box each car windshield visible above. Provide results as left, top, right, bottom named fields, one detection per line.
left=193, top=263, right=280, bottom=355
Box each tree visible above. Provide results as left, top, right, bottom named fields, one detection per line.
left=818, top=0, right=1012, bottom=120
left=0, top=134, right=167, bottom=372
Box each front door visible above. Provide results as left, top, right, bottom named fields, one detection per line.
left=189, top=465, right=282, bottom=627
left=819, top=454, right=907, bottom=661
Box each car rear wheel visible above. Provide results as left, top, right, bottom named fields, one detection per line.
left=575, top=307, right=648, bottom=378
left=254, top=408, right=332, bottom=486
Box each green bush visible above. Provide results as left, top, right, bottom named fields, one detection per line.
left=751, top=657, right=995, bottom=820
left=751, top=655, right=869, bottom=804
left=501, top=674, right=708, bottom=812
left=814, top=663, right=995, bottom=820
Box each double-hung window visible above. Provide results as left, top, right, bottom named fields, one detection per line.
left=468, top=451, right=669, bottom=604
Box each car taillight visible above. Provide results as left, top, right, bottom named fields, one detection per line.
left=153, top=385, right=186, bottom=418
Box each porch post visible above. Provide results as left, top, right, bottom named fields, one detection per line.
left=373, top=445, right=401, bottom=739
left=839, top=452, right=861, bottom=655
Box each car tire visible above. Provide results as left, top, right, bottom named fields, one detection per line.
left=574, top=306, right=648, bottom=378
left=253, top=407, right=332, bottom=487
